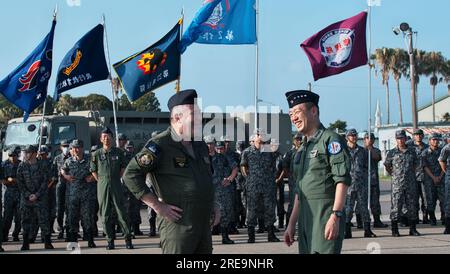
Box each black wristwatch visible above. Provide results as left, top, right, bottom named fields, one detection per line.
left=332, top=210, right=344, bottom=218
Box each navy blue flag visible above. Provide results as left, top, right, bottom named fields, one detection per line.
left=113, top=21, right=181, bottom=102
left=180, top=0, right=257, bottom=53
left=54, top=24, right=109, bottom=101
left=0, top=20, right=56, bottom=121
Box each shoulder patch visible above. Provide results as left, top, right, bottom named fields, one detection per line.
left=145, top=141, right=160, bottom=156
left=138, top=153, right=154, bottom=168
left=328, top=141, right=342, bottom=155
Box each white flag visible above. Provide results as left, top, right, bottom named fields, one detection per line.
left=367, top=0, right=381, bottom=6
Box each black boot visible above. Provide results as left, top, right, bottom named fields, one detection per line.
left=222, top=230, right=235, bottom=244
left=429, top=211, right=437, bottom=226
left=12, top=234, right=20, bottom=242
left=257, top=219, right=265, bottom=233
left=21, top=234, right=30, bottom=251
left=126, top=236, right=134, bottom=249
left=149, top=218, right=157, bottom=237
left=373, top=215, right=388, bottom=228
left=133, top=224, right=143, bottom=236
left=391, top=221, right=400, bottom=237
left=247, top=226, right=255, bottom=243
left=87, top=233, right=96, bottom=248
left=57, top=228, right=64, bottom=239
left=44, top=235, right=54, bottom=250
left=0, top=245, right=4, bottom=252
left=399, top=216, right=409, bottom=227
left=364, top=222, right=377, bottom=238
left=444, top=218, right=450, bottom=234
left=441, top=212, right=446, bottom=225
left=356, top=214, right=363, bottom=229
left=344, top=223, right=352, bottom=239
left=211, top=224, right=220, bottom=235
left=106, top=240, right=115, bottom=250
left=409, top=222, right=421, bottom=236
left=278, top=215, right=285, bottom=229
left=422, top=212, right=429, bottom=224
left=267, top=226, right=280, bottom=242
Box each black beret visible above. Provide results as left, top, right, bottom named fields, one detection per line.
left=168, top=89, right=198, bottom=111
left=429, top=133, right=442, bottom=140
left=215, top=141, right=225, bottom=148
left=413, top=129, right=424, bottom=135
left=70, top=139, right=84, bottom=148
left=285, top=90, right=320, bottom=109
left=101, top=127, right=114, bottom=136
left=23, top=145, right=38, bottom=153
left=346, top=129, right=358, bottom=137
left=364, top=132, right=376, bottom=139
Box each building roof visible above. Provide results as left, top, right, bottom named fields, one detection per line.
left=418, top=94, right=450, bottom=112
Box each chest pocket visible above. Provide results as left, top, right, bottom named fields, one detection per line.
left=173, top=157, right=189, bottom=168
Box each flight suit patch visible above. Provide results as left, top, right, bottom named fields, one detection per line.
left=310, top=149, right=319, bottom=158
left=173, top=157, right=188, bottom=168
left=111, top=156, right=119, bottom=161
left=145, top=141, right=160, bottom=157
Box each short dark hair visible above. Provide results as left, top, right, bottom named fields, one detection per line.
left=304, top=102, right=320, bottom=116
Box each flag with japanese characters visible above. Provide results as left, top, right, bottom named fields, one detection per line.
left=180, top=0, right=257, bottom=53
left=54, top=24, right=109, bottom=101
left=113, top=21, right=181, bottom=101
left=0, top=20, right=56, bottom=122
left=301, top=11, right=368, bottom=81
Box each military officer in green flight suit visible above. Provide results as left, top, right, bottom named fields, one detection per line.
left=122, top=89, right=220, bottom=254
left=284, top=90, right=351, bottom=254
left=90, top=128, right=133, bottom=250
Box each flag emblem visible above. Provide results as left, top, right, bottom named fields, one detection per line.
left=320, top=29, right=355, bottom=68
left=63, top=49, right=82, bottom=76
left=137, top=49, right=167, bottom=75
left=19, top=60, right=41, bottom=92
left=203, top=0, right=230, bottom=29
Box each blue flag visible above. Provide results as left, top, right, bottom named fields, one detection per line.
left=180, top=0, right=257, bottom=53
left=0, top=20, right=56, bottom=121
left=54, top=24, right=109, bottom=101
left=113, top=21, right=181, bottom=102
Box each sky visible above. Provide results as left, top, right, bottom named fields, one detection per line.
left=0, top=0, right=449, bottom=132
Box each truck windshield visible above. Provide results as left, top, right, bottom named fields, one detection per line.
left=5, top=121, right=43, bottom=147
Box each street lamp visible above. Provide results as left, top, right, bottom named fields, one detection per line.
left=393, top=22, right=418, bottom=130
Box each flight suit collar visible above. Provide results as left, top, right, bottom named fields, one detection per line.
left=304, top=124, right=326, bottom=144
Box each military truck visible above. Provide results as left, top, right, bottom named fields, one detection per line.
left=1, top=110, right=293, bottom=159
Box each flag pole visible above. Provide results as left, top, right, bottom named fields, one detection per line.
left=38, top=5, right=58, bottom=153
left=367, top=3, right=373, bottom=213
left=254, top=0, right=260, bottom=131
left=176, top=7, right=185, bottom=94
left=102, top=14, right=120, bottom=147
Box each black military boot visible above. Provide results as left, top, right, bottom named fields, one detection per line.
left=44, top=235, right=54, bottom=250
left=399, top=216, right=409, bottom=227
left=87, top=233, right=97, bottom=248
left=106, top=240, right=115, bottom=250
left=443, top=218, right=450, bottom=234
left=356, top=214, right=363, bottom=229
left=21, top=234, right=30, bottom=251
left=344, top=223, right=352, bottom=239
left=267, top=226, right=280, bottom=242
left=373, top=215, right=388, bottom=228
left=125, top=236, right=134, bottom=249
left=429, top=211, right=437, bottom=226
left=422, top=212, right=429, bottom=224
left=257, top=219, right=265, bottom=233
left=149, top=218, right=157, bottom=237
left=211, top=224, right=220, bottom=235
left=12, top=232, right=20, bottom=242
left=0, top=245, right=4, bottom=252
left=247, top=226, right=256, bottom=243
left=57, top=228, right=65, bottom=239
left=441, top=213, right=446, bottom=225
left=133, top=224, right=143, bottom=236
left=364, top=222, right=377, bottom=238
left=409, top=222, right=421, bottom=236
left=391, top=221, right=400, bottom=237
left=278, top=215, right=285, bottom=229
left=222, top=230, right=235, bottom=244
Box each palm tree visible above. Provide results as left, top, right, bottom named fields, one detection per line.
left=390, top=48, right=408, bottom=125
left=373, top=48, right=393, bottom=124
left=423, top=52, right=447, bottom=122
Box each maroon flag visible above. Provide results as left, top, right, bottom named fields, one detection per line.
left=301, top=11, right=368, bottom=81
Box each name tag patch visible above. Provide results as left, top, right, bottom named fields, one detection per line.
left=174, top=157, right=188, bottom=168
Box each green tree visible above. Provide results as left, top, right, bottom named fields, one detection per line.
left=390, top=48, right=408, bottom=125
left=442, top=112, right=450, bottom=122
left=372, top=48, right=393, bottom=124
left=423, top=51, right=447, bottom=122
left=54, top=94, right=76, bottom=115
left=118, top=94, right=134, bottom=111
left=329, top=120, right=347, bottom=132
left=32, top=95, right=54, bottom=115
left=132, top=92, right=161, bottom=112
left=81, top=94, right=113, bottom=111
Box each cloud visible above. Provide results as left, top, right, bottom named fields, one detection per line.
left=67, top=0, right=81, bottom=7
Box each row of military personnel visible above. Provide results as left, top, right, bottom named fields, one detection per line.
left=344, top=129, right=450, bottom=239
